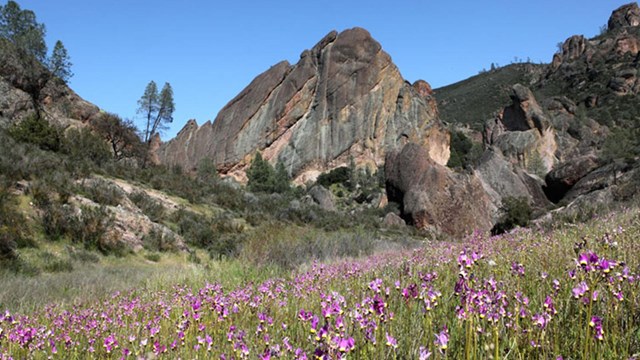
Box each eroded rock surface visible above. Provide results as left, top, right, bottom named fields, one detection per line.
left=385, top=143, right=493, bottom=237
left=158, top=28, right=447, bottom=182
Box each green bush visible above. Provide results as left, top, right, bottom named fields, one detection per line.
left=128, top=191, right=166, bottom=223
left=246, top=153, right=290, bottom=194
left=62, top=127, right=112, bottom=169
left=66, top=246, right=99, bottom=263
left=447, top=130, right=475, bottom=169
left=144, top=252, right=161, bottom=262
left=41, top=201, right=116, bottom=253
left=316, top=167, right=351, bottom=188
left=8, top=114, right=63, bottom=152
left=0, top=179, right=33, bottom=262
left=142, top=228, right=179, bottom=253
left=39, top=251, right=73, bottom=273
left=77, top=178, right=123, bottom=207
left=492, top=196, right=532, bottom=235
left=241, top=224, right=374, bottom=270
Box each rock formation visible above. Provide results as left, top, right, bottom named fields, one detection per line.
left=485, top=84, right=557, bottom=172
left=0, top=39, right=100, bottom=128
left=608, top=2, right=640, bottom=30
left=385, top=143, right=493, bottom=237
left=158, top=28, right=448, bottom=182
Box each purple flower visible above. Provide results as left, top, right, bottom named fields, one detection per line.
left=419, top=346, right=432, bottom=359
left=337, top=337, right=355, bottom=352
left=434, top=325, right=449, bottom=352
left=572, top=281, right=589, bottom=299
left=532, top=313, right=549, bottom=329
left=385, top=332, right=398, bottom=348
left=589, top=316, right=604, bottom=340
left=543, top=295, right=557, bottom=315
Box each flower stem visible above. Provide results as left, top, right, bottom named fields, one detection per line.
left=494, top=325, right=499, bottom=360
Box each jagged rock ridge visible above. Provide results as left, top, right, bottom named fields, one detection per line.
left=158, top=28, right=448, bottom=182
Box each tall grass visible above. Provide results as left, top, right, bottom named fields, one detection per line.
left=1, top=209, right=638, bottom=359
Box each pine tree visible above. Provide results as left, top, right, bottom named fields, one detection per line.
left=48, top=40, right=73, bottom=82
left=0, top=0, right=47, bottom=61
left=246, top=152, right=275, bottom=193
left=137, top=81, right=174, bottom=144
left=273, top=161, right=291, bottom=194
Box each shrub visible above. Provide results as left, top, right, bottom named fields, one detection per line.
left=62, top=127, right=112, bottom=168
left=492, top=196, right=532, bottom=235
left=447, top=130, right=475, bottom=169
left=128, top=191, right=166, bottom=223
left=0, top=179, right=33, bottom=261
left=316, top=167, right=350, bottom=188
left=8, top=114, right=63, bottom=152
left=66, top=246, right=100, bottom=263
left=142, top=228, right=179, bottom=253
left=41, top=201, right=116, bottom=253
left=71, top=205, right=115, bottom=252
left=241, top=224, right=375, bottom=270
left=77, top=178, right=123, bottom=207
left=144, top=252, right=161, bottom=262
left=246, top=153, right=290, bottom=194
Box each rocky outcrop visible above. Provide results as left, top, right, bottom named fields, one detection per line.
left=485, top=84, right=557, bottom=172
left=385, top=143, right=493, bottom=237
left=474, top=150, right=550, bottom=215
left=0, top=39, right=100, bottom=128
left=551, top=35, right=589, bottom=70
left=158, top=28, right=447, bottom=182
left=501, top=84, right=550, bottom=133
left=544, top=155, right=601, bottom=203
left=608, top=3, right=640, bottom=31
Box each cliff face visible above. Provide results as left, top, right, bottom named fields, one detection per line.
left=158, top=28, right=447, bottom=182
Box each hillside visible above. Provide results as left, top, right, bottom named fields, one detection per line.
left=435, top=63, right=545, bottom=128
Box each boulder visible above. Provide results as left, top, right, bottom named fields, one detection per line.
left=308, top=185, right=335, bottom=211
left=385, top=143, right=493, bottom=237
left=158, top=28, right=447, bottom=182
left=383, top=212, right=405, bottom=227
left=608, top=3, right=640, bottom=31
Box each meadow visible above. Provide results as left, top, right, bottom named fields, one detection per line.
left=0, top=209, right=639, bottom=359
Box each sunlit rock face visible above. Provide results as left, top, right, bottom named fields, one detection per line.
left=158, top=28, right=447, bottom=182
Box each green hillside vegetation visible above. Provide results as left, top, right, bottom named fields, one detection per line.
left=0, top=108, right=414, bottom=281
left=435, top=63, right=545, bottom=128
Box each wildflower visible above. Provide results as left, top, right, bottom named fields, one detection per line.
left=544, top=295, right=557, bottom=315
left=309, top=316, right=319, bottom=334
left=385, top=333, right=398, bottom=348
left=598, top=258, right=613, bottom=273
left=419, top=346, right=432, bottom=359
left=511, top=262, right=525, bottom=277
left=532, top=313, right=549, bottom=329
left=572, top=282, right=588, bottom=299
left=337, top=337, right=355, bottom=352
left=369, top=278, right=383, bottom=293
left=590, top=316, right=604, bottom=340
left=434, top=325, right=449, bottom=353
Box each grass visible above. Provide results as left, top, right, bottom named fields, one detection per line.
left=0, top=207, right=638, bottom=358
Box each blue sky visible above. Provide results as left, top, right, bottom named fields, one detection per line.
left=12, top=0, right=633, bottom=139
